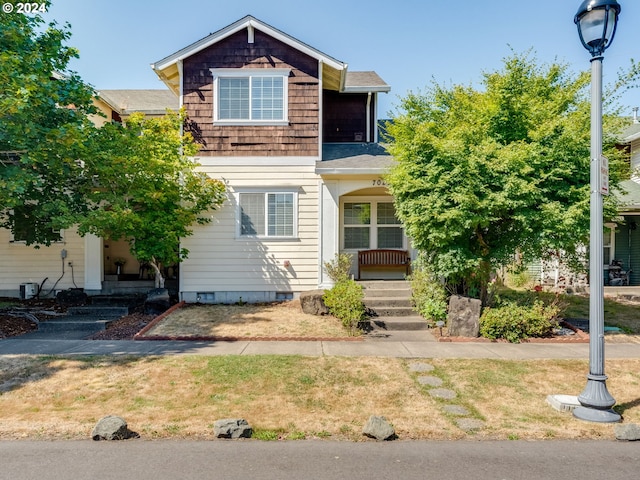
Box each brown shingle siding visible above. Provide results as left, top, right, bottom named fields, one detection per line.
left=183, top=29, right=319, bottom=157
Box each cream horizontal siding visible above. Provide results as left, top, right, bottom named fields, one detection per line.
left=180, top=163, right=319, bottom=295
left=0, top=228, right=86, bottom=296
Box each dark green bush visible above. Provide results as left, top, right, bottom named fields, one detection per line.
left=479, top=300, right=561, bottom=343
left=323, top=279, right=366, bottom=335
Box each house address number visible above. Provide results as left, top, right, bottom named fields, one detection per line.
left=372, top=178, right=388, bottom=186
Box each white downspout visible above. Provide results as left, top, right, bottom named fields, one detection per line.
left=373, top=92, right=379, bottom=143
left=318, top=60, right=323, bottom=158
left=366, top=92, right=371, bottom=143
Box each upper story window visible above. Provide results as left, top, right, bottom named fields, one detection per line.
left=211, top=68, right=290, bottom=126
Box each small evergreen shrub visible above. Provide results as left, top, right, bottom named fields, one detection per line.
left=479, top=300, right=561, bottom=343
left=323, top=279, right=366, bottom=335
left=409, top=268, right=448, bottom=324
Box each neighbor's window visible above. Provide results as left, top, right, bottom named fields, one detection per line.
left=10, top=206, right=62, bottom=244
left=239, top=192, right=296, bottom=238
left=211, top=68, right=290, bottom=124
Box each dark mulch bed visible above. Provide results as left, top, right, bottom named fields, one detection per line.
left=0, top=297, right=66, bottom=339
left=89, top=312, right=155, bottom=340
left=0, top=297, right=154, bottom=341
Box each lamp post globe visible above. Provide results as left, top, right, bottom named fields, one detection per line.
left=573, top=0, right=622, bottom=423
left=575, top=0, right=621, bottom=57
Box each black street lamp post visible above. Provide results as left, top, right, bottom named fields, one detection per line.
left=573, top=0, right=622, bottom=423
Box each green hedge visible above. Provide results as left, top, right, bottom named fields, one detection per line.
left=479, top=300, right=561, bottom=343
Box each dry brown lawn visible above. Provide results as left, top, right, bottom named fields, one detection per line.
left=1, top=355, right=638, bottom=441
left=141, top=300, right=353, bottom=339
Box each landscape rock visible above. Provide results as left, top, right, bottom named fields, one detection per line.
left=91, top=415, right=138, bottom=441
left=447, top=295, right=481, bottom=337
left=362, top=415, right=396, bottom=441
left=144, top=288, right=170, bottom=315
left=615, top=423, right=640, bottom=441
left=300, top=289, right=329, bottom=315
left=213, top=419, right=253, bottom=439
left=56, top=288, right=88, bottom=307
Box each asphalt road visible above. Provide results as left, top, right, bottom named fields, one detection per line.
left=1, top=439, right=639, bottom=480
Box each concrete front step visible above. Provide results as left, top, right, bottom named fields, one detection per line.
left=362, top=288, right=411, bottom=299
left=37, top=318, right=113, bottom=333
left=37, top=306, right=128, bottom=334
left=67, top=306, right=129, bottom=317
left=364, top=297, right=412, bottom=308
left=359, top=280, right=411, bottom=291
left=369, top=315, right=430, bottom=331
left=367, top=306, right=416, bottom=317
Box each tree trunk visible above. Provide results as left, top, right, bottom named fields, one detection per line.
left=150, top=259, right=165, bottom=289
left=479, top=260, right=491, bottom=307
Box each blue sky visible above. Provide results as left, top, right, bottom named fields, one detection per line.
left=42, top=0, right=640, bottom=118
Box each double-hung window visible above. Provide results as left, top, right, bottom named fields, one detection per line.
left=342, top=200, right=404, bottom=250
left=238, top=191, right=297, bottom=239
left=211, top=69, right=290, bottom=125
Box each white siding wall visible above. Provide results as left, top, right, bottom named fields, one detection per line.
left=180, top=163, right=319, bottom=302
left=0, top=228, right=86, bottom=297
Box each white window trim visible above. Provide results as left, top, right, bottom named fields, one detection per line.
left=340, top=196, right=406, bottom=251
left=210, top=68, right=291, bottom=126
left=235, top=188, right=299, bottom=240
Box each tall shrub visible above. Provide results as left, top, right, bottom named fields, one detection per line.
left=323, top=280, right=366, bottom=335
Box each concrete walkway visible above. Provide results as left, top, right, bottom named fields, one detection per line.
left=2, top=333, right=640, bottom=359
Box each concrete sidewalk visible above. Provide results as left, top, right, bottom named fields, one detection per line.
left=2, top=334, right=640, bottom=359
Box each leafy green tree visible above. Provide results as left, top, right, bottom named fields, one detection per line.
left=385, top=53, right=635, bottom=305
left=78, top=111, right=226, bottom=288
left=0, top=1, right=98, bottom=243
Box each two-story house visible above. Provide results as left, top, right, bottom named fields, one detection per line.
left=1, top=15, right=409, bottom=301
left=151, top=15, right=407, bottom=303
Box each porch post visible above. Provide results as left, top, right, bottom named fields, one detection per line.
left=319, top=180, right=339, bottom=288
left=83, top=233, right=103, bottom=292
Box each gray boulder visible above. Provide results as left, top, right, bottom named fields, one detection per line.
left=300, top=289, right=329, bottom=315
left=447, top=295, right=481, bottom=337
left=362, top=415, right=396, bottom=441
left=615, top=423, right=640, bottom=441
left=144, top=288, right=170, bottom=315
left=213, top=419, right=253, bottom=439
left=91, top=415, right=138, bottom=441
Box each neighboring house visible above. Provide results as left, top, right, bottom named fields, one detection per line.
left=0, top=90, right=177, bottom=298
left=91, top=89, right=179, bottom=126
left=606, top=118, right=640, bottom=285
left=151, top=15, right=402, bottom=303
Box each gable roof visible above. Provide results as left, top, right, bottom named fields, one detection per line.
left=152, top=15, right=348, bottom=95
left=98, top=89, right=178, bottom=116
